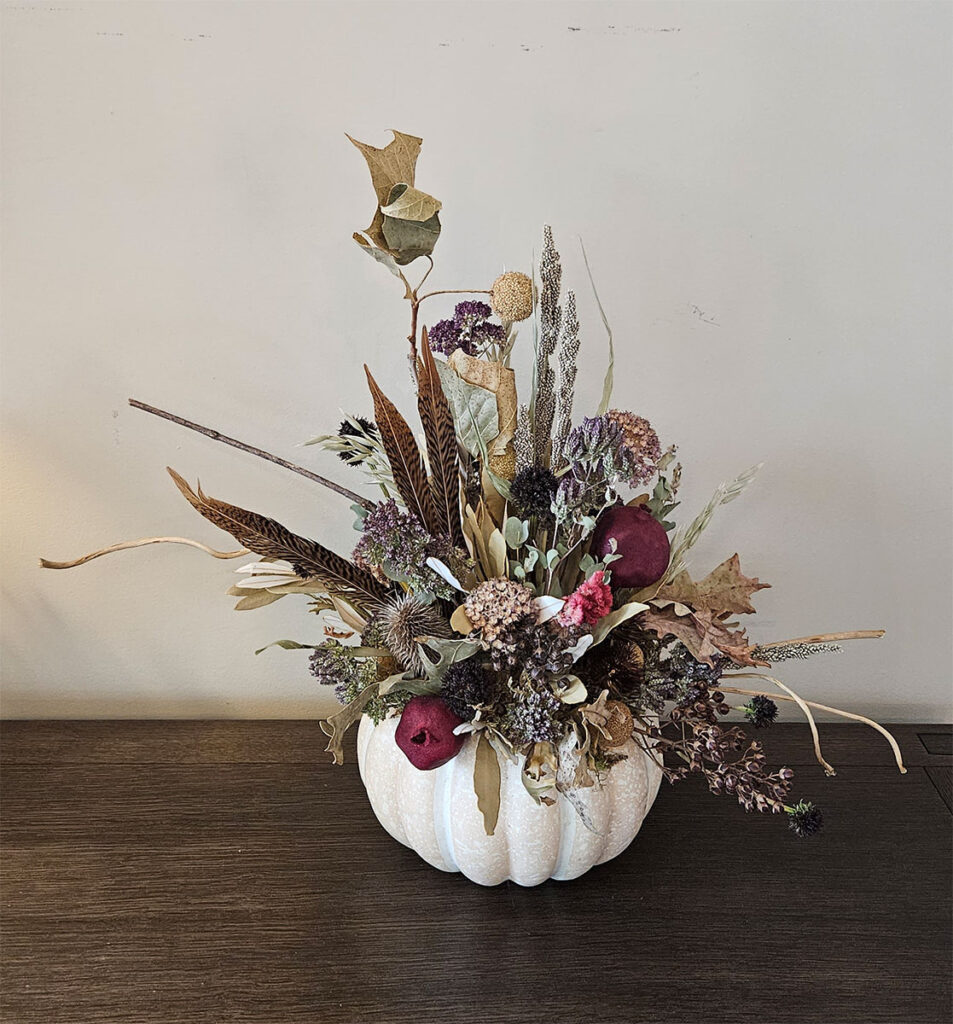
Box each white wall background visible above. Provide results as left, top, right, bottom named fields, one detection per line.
left=2, top=0, right=950, bottom=721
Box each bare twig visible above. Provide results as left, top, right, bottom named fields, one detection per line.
left=40, top=536, right=248, bottom=569
left=722, top=676, right=907, bottom=774
left=128, top=400, right=374, bottom=509
left=756, top=630, right=885, bottom=649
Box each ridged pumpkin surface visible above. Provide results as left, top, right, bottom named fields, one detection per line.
left=357, top=715, right=663, bottom=887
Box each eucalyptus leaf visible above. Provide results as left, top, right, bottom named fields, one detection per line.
left=504, top=517, right=530, bottom=549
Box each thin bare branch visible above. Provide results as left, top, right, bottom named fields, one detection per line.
left=128, top=400, right=373, bottom=509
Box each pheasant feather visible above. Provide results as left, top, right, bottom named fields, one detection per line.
left=167, top=468, right=389, bottom=606
left=364, top=365, right=438, bottom=533
left=416, top=328, right=464, bottom=548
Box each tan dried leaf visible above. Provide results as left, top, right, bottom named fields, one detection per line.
left=654, top=554, right=769, bottom=616
left=347, top=130, right=422, bottom=205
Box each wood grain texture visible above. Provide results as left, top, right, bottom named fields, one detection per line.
left=1, top=721, right=950, bottom=1024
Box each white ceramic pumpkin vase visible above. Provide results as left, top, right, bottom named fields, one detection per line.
left=357, top=714, right=664, bottom=887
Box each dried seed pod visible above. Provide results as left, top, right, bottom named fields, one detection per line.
left=603, top=701, right=635, bottom=748
left=490, top=271, right=534, bottom=323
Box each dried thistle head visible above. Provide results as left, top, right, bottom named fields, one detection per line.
left=490, top=271, right=534, bottom=323
left=376, top=595, right=451, bottom=675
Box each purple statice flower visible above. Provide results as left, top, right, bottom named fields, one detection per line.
left=428, top=302, right=505, bottom=357
left=428, top=317, right=464, bottom=356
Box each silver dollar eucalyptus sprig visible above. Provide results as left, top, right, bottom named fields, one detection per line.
left=551, top=289, right=580, bottom=469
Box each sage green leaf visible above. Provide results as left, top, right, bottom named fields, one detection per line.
left=254, top=639, right=319, bottom=655
left=380, top=182, right=442, bottom=222
left=416, top=636, right=483, bottom=679
left=435, top=361, right=500, bottom=458
left=382, top=210, right=441, bottom=264
left=590, top=601, right=649, bottom=646
left=474, top=731, right=501, bottom=836
left=378, top=671, right=441, bottom=696
left=319, top=683, right=380, bottom=765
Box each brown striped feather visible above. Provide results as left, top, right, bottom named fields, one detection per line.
left=363, top=365, right=438, bottom=532
left=166, top=468, right=389, bottom=607
left=416, top=329, right=464, bottom=548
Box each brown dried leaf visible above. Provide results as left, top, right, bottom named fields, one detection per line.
left=654, top=554, right=769, bottom=616
left=347, top=130, right=422, bottom=206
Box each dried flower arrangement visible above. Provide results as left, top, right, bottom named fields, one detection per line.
left=44, top=130, right=905, bottom=853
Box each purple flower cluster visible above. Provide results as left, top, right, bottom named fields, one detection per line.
left=352, top=499, right=456, bottom=599
left=428, top=301, right=505, bottom=357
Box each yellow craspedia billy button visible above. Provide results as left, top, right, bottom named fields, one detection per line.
left=490, top=271, right=534, bottom=323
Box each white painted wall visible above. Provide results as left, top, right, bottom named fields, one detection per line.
left=2, top=1, right=950, bottom=721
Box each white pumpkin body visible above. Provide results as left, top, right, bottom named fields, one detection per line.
left=356, top=714, right=664, bottom=887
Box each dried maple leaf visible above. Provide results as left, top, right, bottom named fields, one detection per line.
left=654, top=554, right=769, bottom=616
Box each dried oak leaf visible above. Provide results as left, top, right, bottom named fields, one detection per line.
left=654, top=554, right=769, bottom=616
left=639, top=605, right=767, bottom=668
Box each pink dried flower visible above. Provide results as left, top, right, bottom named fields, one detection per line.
left=558, top=570, right=614, bottom=627
left=606, top=410, right=662, bottom=486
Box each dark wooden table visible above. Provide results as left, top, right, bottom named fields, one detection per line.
left=1, top=721, right=950, bottom=1024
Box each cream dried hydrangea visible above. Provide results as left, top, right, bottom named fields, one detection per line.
left=490, top=271, right=534, bottom=323
left=464, top=577, right=537, bottom=648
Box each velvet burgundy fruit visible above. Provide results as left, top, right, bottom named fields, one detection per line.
left=394, top=696, right=466, bottom=770
left=592, top=504, right=671, bottom=589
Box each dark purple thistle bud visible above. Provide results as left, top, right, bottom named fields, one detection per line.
left=744, top=694, right=779, bottom=728
left=787, top=800, right=823, bottom=837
